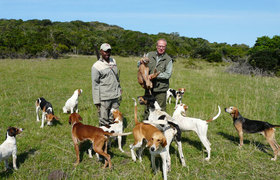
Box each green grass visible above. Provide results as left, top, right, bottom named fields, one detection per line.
left=0, top=56, right=280, bottom=179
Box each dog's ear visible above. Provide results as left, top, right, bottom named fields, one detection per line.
left=78, top=115, right=83, bottom=121
left=233, top=108, right=239, bottom=118
left=68, top=116, right=72, bottom=125
left=161, top=137, right=167, bottom=148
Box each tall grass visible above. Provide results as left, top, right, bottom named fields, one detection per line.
left=0, top=56, right=280, bottom=179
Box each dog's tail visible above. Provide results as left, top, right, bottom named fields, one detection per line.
left=272, top=125, right=280, bottom=128
left=105, top=132, right=132, bottom=137
left=132, top=98, right=139, bottom=125
left=168, top=121, right=182, bottom=142
left=206, top=105, right=221, bottom=123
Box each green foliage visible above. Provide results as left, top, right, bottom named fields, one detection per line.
left=0, top=19, right=249, bottom=61
left=206, top=51, right=222, bottom=62
left=249, top=35, right=280, bottom=73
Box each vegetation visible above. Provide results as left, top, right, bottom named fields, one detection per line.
left=0, top=56, right=280, bottom=179
left=0, top=19, right=249, bottom=62
left=249, top=35, right=280, bottom=75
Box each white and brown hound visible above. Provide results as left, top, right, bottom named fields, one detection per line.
left=36, top=97, right=59, bottom=128
left=172, top=103, right=221, bottom=161
left=225, top=106, right=280, bottom=161
left=166, top=88, right=186, bottom=106
left=138, top=95, right=186, bottom=171
left=100, top=108, right=125, bottom=152
left=130, top=98, right=168, bottom=180
left=63, top=89, right=83, bottom=113
left=0, top=127, right=23, bottom=170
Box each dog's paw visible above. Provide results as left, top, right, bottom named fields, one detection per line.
left=271, top=157, right=277, bottom=161
left=205, top=157, right=210, bottom=161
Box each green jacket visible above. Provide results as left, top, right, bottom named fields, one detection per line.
left=147, top=51, right=173, bottom=92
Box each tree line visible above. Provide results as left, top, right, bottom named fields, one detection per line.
left=0, top=19, right=279, bottom=75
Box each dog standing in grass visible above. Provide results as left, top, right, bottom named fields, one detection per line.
left=69, top=113, right=131, bottom=168
left=225, top=106, right=280, bottom=161
left=63, top=89, right=82, bottom=114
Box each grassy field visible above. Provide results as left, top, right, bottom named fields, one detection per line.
left=0, top=56, right=280, bottom=179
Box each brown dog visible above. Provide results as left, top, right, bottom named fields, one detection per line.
left=69, top=113, right=131, bottom=168
left=138, top=55, right=160, bottom=91
left=130, top=98, right=168, bottom=180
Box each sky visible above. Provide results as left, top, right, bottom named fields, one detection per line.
left=1, top=0, right=280, bottom=47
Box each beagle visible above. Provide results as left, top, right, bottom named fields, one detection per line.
left=36, top=97, right=59, bottom=128
left=173, top=104, right=221, bottom=161
left=166, top=88, right=186, bottom=106
left=130, top=98, right=168, bottom=180
left=100, top=108, right=125, bottom=152
left=138, top=95, right=186, bottom=170
left=0, top=127, right=23, bottom=170
left=69, top=113, right=131, bottom=168
left=63, top=89, right=83, bottom=114
left=225, top=106, right=280, bottom=161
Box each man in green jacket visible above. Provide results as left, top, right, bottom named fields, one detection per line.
left=142, top=39, right=173, bottom=119
left=91, top=43, right=121, bottom=126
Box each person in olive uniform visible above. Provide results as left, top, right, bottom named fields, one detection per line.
left=141, top=39, right=173, bottom=120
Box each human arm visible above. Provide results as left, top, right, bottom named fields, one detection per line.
left=151, top=60, right=173, bottom=79
left=91, top=65, right=101, bottom=105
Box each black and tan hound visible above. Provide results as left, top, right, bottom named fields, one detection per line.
left=225, top=106, right=280, bottom=161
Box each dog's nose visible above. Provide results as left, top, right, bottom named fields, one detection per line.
left=151, top=147, right=155, bottom=151
left=224, top=108, right=227, bottom=112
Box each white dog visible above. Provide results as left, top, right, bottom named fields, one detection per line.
left=0, top=127, right=23, bottom=170
left=99, top=108, right=125, bottom=152
left=172, top=104, right=221, bottom=161
left=63, top=89, right=82, bottom=113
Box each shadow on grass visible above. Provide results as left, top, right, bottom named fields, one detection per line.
left=78, top=139, right=131, bottom=166
left=0, top=148, right=37, bottom=178
left=217, top=131, right=270, bottom=154
left=52, top=119, right=63, bottom=127
left=180, top=136, right=203, bottom=151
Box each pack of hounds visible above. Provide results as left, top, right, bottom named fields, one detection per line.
left=2, top=87, right=280, bottom=180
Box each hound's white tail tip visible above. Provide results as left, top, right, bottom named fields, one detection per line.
left=213, top=105, right=221, bottom=120
left=132, top=98, right=137, bottom=106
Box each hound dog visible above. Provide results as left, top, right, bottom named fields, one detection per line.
left=0, top=127, right=23, bottom=170
left=36, top=97, right=59, bottom=128
left=225, top=106, right=280, bottom=161
left=166, top=88, right=186, bottom=105
left=99, top=108, right=125, bottom=153
left=69, top=113, right=131, bottom=168
left=172, top=103, right=221, bottom=161
left=137, top=95, right=186, bottom=171
left=130, top=98, right=168, bottom=180
left=63, top=89, right=83, bottom=113
left=138, top=54, right=160, bottom=92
